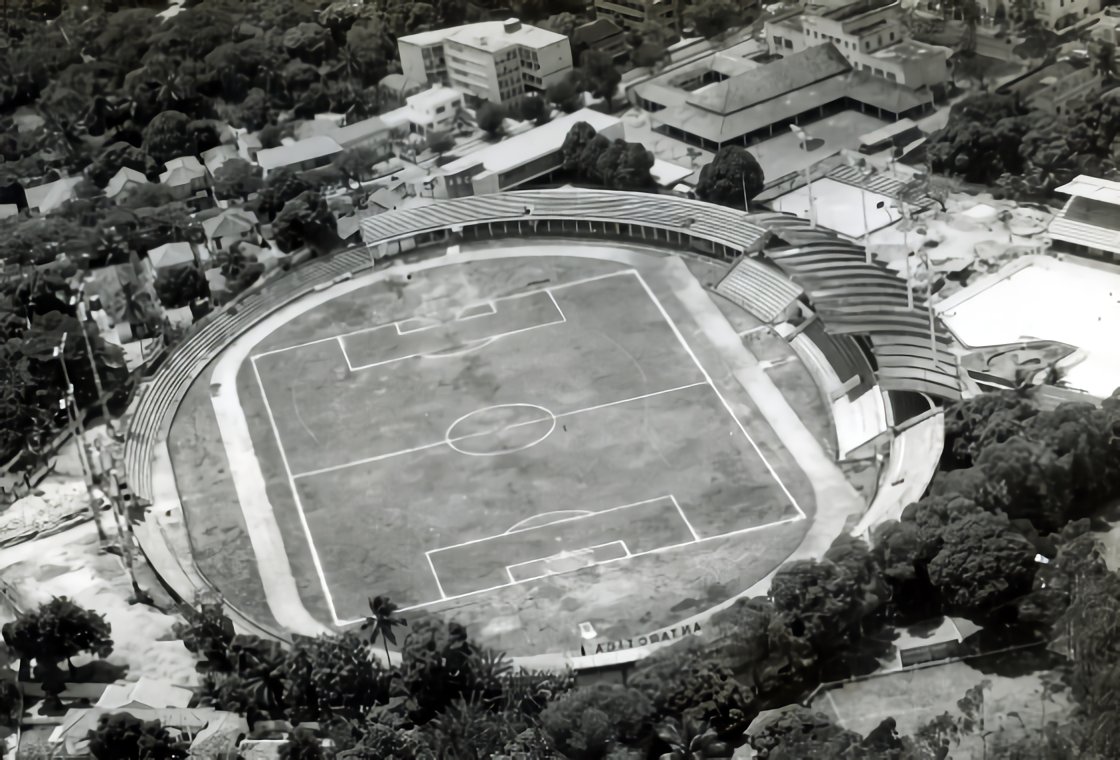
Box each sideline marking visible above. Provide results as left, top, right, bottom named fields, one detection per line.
left=289, top=382, right=707, bottom=479
left=628, top=270, right=807, bottom=520
left=250, top=357, right=342, bottom=625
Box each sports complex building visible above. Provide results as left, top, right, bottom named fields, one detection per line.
left=124, top=188, right=963, bottom=667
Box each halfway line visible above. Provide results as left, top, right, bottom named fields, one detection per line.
left=291, top=381, right=707, bottom=479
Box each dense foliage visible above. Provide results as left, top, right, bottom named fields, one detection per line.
left=558, top=122, right=657, bottom=191
left=927, top=92, right=1120, bottom=199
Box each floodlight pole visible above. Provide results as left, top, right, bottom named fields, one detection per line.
left=56, top=333, right=108, bottom=548
left=74, top=285, right=112, bottom=431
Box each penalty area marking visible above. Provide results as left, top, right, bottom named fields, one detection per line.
left=250, top=269, right=618, bottom=362
left=361, top=510, right=805, bottom=620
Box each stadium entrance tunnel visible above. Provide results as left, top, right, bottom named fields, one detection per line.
left=445, top=403, right=557, bottom=456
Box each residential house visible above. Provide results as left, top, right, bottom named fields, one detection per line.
left=24, top=176, right=83, bottom=215
left=201, top=144, right=240, bottom=177
left=159, top=156, right=209, bottom=200
left=1048, top=174, right=1120, bottom=262
left=201, top=208, right=260, bottom=254
left=999, top=58, right=1100, bottom=115
left=403, top=86, right=464, bottom=137
left=237, top=131, right=264, bottom=162
left=105, top=167, right=149, bottom=201
left=433, top=107, right=624, bottom=198
left=49, top=708, right=244, bottom=758
left=255, top=135, right=343, bottom=177
left=95, top=677, right=193, bottom=712
left=146, top=241, right=207, bottom=276
left=572, top=18, right=629, bottom=63
left=398, top=19, right=573, bottom=108
left=764, top=0, right=952, bottom=88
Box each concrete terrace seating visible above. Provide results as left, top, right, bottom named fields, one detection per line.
left=125, top=248, right=372, bottom=504
left=761, top=241, right=962, bottom=399
left=360, top=189, right=772, bottom=256
left=828, top=165, right=934, bottom=210
left=802, top=320, right=874, bottom=401
left=715, top=257, right=804, bottom=323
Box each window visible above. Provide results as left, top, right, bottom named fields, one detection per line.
left=886, top=71, right=897, bottom=81
left=890, top=31, right=895, bottom=40
left=783, top=38, right=793, bottom=48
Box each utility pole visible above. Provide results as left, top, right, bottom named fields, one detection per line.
left=73, top=287, right=112, bottom=431
left=55, top=334, right=108, bottom=548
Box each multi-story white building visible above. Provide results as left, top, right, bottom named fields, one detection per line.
left=765, top=0, right=951, bottom=89
left=398, top=19, right=573, bottom=108
left=593, top=0, right=679, bottom=34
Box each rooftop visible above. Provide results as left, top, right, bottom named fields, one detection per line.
left=869, top=39, right=953, bottom=64
left=439, top=108, right=621, bottom=176
left=1054, top=174, right=1120, bottom=204
left=256, top=135, right=343, bottom=172
left=686, top=44, right=851, bottom=114
left=573, top=18, right=624, bottom=45
left=24, top=175, right=82, bottom=213
left=105, top=167, right=149, bottom=198
left=399, top=19, right=566, bottom=52
left=406, top=85, right=463, bottom=111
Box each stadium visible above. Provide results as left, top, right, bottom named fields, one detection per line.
left=123, top=188, right=961, bottom=665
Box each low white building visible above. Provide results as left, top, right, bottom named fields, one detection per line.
left=1048, top=174, right=1120, bottom=262
left=256, top=135, right=343, bottom=177
left=404, top=86, right=464, bottom=136
left=433, top=107, right=624, bottom=198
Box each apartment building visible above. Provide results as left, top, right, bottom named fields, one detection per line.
left=593, top=0, right=679, bottom=34
left=765, top=0, right=951, bottom=88
left=399, top=19, right=573, bottom=108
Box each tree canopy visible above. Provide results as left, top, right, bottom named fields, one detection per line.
left=696, top=146, right=765, bottom=209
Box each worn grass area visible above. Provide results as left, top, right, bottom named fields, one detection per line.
left=172, top=247, right=825, bottom=654
left=167, top=370, right=281, bottom=628
left=813, top=660, right=1073, bottom=758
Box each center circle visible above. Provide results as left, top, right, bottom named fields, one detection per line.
left=445, top=403, right=557, bottom=457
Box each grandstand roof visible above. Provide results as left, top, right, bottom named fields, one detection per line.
left=359, top=188, right=770, bottom=255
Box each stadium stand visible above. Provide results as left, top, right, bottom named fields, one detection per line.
left=715, top=257, right=804, bottom=323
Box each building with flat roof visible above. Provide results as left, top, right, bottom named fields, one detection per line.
left=594, top=0, right=679, bottom=34
left=433, top=107, right=624, bottom=198
left=998, top=58, right=1100, bottom=116
left=765, top=0, right=951, bottom=88
left=1048, top=174, right=1120, bottom=261
left=255, top=135, right=343, bottom=177
left=398, top=19, right=572, bottom=107
left=634, top=43, right=934, bottom=150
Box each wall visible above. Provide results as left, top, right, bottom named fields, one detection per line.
left=399, top=40, right=430, bottom=86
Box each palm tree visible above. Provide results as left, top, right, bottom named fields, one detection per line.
left=361, top=595, right=407, bottom=664
left=656, top=718, right=735, bottom=759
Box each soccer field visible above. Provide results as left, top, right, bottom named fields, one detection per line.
left=238, top=263, right=805, bottom=625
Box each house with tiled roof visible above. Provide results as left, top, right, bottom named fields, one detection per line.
left=201, top=208, right=260, bottom=254
left=24, top=176, right=83, bottom=215
left=147, top=241, right=207, bottom=275
left=105, top=167, right=150, bottom=200
left=201, top=144, right=240, bottom=176
left=160, top=156, right=209, bottom=200
left=573, top=18, right=628, bottom=63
